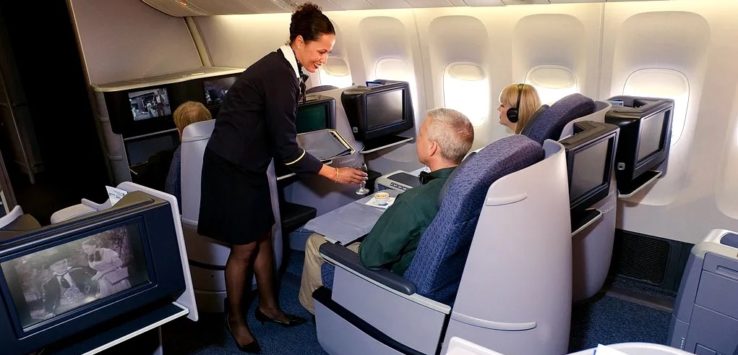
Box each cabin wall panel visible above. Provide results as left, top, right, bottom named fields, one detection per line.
left=414, top=8, right=495, bottom=148
left=68, top=0, right=202, bottom=85
left=193, top=14, right=291, bottom=68
left=600, top=1, right=738, bottom=244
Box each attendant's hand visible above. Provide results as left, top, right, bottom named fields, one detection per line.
left=319, top=165, right=367, bottom=185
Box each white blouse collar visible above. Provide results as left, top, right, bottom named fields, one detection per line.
left=279, top=44, right=300, bottom=79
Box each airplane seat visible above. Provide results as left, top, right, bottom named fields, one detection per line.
left=306, top=85, right=339, bottom=94
left=0, top=205, right=41, bottom=235
left=521, top=93, right=596, bottom=144
left=314, top=135, right=572, bottom=355
left=319, top=150, right=480, bottom=290
left=49, top=198, right=113, bottom=224
left=180, top=120, right=284, bottom=313
left=561, top=100, right=618, bottom=302
left=523, top=95, right=618, bottom=302
left=0, top=205, right=24, bottom=230
left=560, top=100, right=612, bottom=139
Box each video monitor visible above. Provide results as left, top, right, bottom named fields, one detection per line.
left=366, top=89, right=404, bottom=130
left=296, top=95, right=335, bottom=133
left=341, top=80, right=414, bottom=142
left=1, top=222, right=149, bottom=331
left=124, top=131, right=179, bottom=167
left=128, top=87, right=172, bottom=121
left=570, top=138, right=610, bottom=203
left=637, top=110, right=666, bottom=161
left=203, top=76, right=236, bottom=106
left=605, top=96, right=673, bottom=195
left=561, top=121, right=618, bottom=217
left=0, top=191, right=186, bottom=354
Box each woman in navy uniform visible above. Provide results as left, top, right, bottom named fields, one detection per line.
left=198, top=3, right=365, bottom=352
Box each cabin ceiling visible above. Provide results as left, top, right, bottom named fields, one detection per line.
left=142, top=0, right=665, bottom=17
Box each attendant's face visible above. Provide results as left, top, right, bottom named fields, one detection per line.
left=295, top=34, right=335, bottom=73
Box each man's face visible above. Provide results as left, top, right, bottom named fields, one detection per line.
left=50, top=259, right=68, bottom=275
left=416, top=118, right=431, bottom=166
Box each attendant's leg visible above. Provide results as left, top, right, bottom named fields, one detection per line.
left=226, top=242, right=258, bottom=346
left=298, top=233, right=329, bottom=314
left=253, top=231, right=294, bottom=322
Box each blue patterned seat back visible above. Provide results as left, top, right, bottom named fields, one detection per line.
left=403, top=135, right=545, bottom=304
left=521, top=93, right=595, bottom=144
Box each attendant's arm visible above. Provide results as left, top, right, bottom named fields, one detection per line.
left=359, top=198, right=421, bottom=269
left=262, top=69, right=322, bottom=174
left=262, top=69, right=365, bottom=184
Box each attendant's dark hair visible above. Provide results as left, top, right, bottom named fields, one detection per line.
left=289, top=2, right=334, bottom=43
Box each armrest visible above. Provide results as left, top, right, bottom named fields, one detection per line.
left=319, top=242, right=416, bottom=295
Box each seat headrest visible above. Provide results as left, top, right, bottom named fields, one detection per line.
left=519, top=104, right=550, bottom=136
left=522, top=93, right=596, bottom=144
left=181, top=119, right=215, bottom=142
left=438, top=151, right=476, bottom=205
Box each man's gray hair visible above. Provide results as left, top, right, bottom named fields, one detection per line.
left=425, top=108, right=474, bottom=163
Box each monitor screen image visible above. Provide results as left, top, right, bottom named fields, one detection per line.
left=204, top=76, right=236, bottom=106
left=1, top=223, right=149, bottom=330
left=366, top=89, right=404, bottom=130
left=637, top=110, right=666, bottom=161
left=297, top=103, right=330, bottom=133
left=128, top=88, right=172, bottom=121
left=570, top=138, right=609, bottom=202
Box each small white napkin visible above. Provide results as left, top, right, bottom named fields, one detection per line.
left=365, top=196, right=396, bottom=209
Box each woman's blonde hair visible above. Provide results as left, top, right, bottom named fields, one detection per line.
left=173, top=101, right=212, bottom=134
left=499, top=84, right=541, bottom=134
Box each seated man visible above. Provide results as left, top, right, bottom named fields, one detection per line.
left=299, top=108, right=474, bottom=314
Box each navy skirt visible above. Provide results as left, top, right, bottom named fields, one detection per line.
left=197, top=148, right=274, bottom=245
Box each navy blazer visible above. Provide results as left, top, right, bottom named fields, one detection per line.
left=207, top=48, right=322, bottom=175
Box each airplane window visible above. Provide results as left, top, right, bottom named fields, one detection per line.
left=443, top=63, right=489, bottom=126
left=375, top=58, right=410, bottom=82
left=623, top=68, right=689, bottom=144
left=319, top=57, right=352, bottom=88
left=525, top=65, right=579, bottom=105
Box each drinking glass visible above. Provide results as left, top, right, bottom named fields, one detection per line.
left=355, top=163, right=370, bottom=195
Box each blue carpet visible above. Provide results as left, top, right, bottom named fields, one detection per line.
left=161, top=251, right=327, bottom=355
left=569, top=293, right=673, bottom=352
left=158, top=250, right=674, bottom=354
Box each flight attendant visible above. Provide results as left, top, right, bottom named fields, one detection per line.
left=497, top=83, right=541, bottom=134
left=198, top=3, right=365, bottom=353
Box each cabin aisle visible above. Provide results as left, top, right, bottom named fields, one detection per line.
left=161, top=251, right=327, bottom=355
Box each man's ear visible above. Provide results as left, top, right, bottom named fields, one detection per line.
left=428, top=140, right=439, bottom=158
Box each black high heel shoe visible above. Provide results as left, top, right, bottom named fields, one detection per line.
left=225, top=313, right=261, bottom=353
left=254, top=307, right=306, bottom=327
left=223, top=298, right=261, bottom=354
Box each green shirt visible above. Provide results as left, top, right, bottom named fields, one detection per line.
left=358, top=167, right=455, bottom=275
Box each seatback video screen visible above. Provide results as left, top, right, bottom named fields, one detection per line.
left=1, top=223, right=150, bottom=330
left=204, top=76, right=237, bottom=106
left=128, top=88, right=172, bottom=121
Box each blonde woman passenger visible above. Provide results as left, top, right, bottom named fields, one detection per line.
left=497, top=83, right=541, bottom=134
